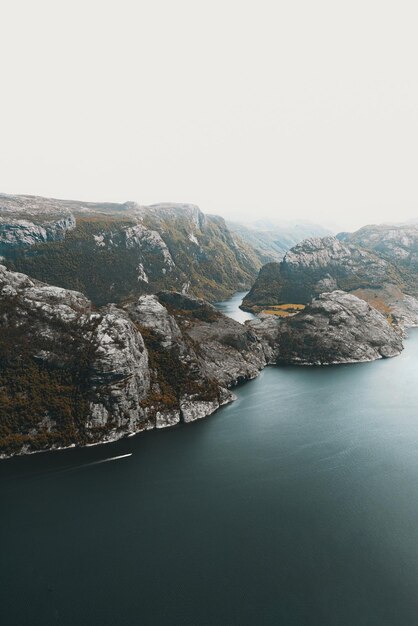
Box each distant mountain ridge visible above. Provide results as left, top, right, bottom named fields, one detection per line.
left=227, top=218, right=332, bottom=263
left=337, top=223, right=418, bottom=296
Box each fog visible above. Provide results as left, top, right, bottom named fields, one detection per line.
left=1, top=0, right=418, bottom=230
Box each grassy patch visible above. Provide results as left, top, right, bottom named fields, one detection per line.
left=261, top=303, right=305, bottom=317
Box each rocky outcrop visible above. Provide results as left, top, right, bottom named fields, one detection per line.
left=242, top=235, right=418, bottom=328
left=339, top=224, right=418, bottom=297
left=135, top=202, right=208, bottom=232
left=87, top=306, right=151, bottom=432
left=2, top=216, right=415, bottom=460
left=241, top=262, right=283, bottom=311
left=125, top=291, right=266, bottom=422
left=0, top=215, right=76, bottom=249
left=0, top=267, right=267, bottom=458
left=249, top=291, right=403, bottom=365
left=349, top=284, right=418, bottom=328
left=243, top=236, right=400, bottom=308
left=1, top=192, right=261, bottom=304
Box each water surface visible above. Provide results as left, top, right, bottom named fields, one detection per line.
left=215, top=290, right=255, bottom=322
left=1, top=295, right=418, bottom=625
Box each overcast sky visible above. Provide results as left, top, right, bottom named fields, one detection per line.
left=1, top=0, right=418, bottom=230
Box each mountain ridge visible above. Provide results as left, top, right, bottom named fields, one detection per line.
left=227, top=218, right=332, bottom=263
left=242, top=233, right=418, bottom=328
left=0, top=192, right=262, bottom=304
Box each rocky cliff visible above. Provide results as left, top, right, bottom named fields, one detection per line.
left=243, top=235, right=418, bottom=327
left=338, top=223, right=418, bottom=297
left=249, top=291, right=403, bottom=365
left=0, top=193, right=76, bottom=249
left=0, top=262, right=407, bottom=459
left=0, top=265, right=266, bottom=458
left=2, top=205, right=416, bottom=460
left=0, top=193, right=261, bottom=304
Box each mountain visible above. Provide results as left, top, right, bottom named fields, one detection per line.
left=0, top=265, right=268, bottom=458
left=248, top=290, right=403, bottom=365
left=2, top=263, right=405, bottom=458
left=243, top=235, right=400, bottom=305
left=2, top=201, right=416, bottom=459
left=227, top=219, right=332, bottom=263
left=338, top=223, right=418, bottom=296
left=0, top=193, right=261, bottom=304
left=243, top=235, right=418, bottom=328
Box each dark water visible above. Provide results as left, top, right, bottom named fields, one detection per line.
left=2, top=295, right=418, bottom=625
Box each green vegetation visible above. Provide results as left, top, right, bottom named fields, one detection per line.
left=243, top=242, right=407, bottom=312
left=241, top=263, right=284, bottom=311
left=140, top=212, right=260, bottom=301
left=137, top=323, right=219, bottom=415
left=6, top=217, right=163, bottom=306
left=0, top=294, right=99, bottom=456
left=5, top=212, right=260, bottom=306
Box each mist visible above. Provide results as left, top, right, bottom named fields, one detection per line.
left=1, top=0, right=418, bottom=231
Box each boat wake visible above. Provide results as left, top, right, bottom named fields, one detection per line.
left=80, top=453, right=133, bottom=469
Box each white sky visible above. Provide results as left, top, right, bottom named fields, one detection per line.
left=1, top=0, right=418, bottom=230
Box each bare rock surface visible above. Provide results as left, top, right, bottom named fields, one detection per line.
left=243, top=236, right=399, bottom=310
left=243, top=234, right=418, bottom=329
left=340, top=223, right=418, bottom=269
left=0, top=192, right=261, bottom=303
left=0, top=268, right=268, bottom=457
left=249, top=291, right=403, bottom=365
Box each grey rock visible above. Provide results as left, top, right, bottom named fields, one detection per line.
left=0, top=193, right=76, bottom=248
left=180, top=397, right=221, bottom=423
left=125, top=294, right=183, bottom=349
left=339, top=223, right=418, bottom=298
left=184, top=311, right=266, bottom=386
left=275, top=291, right=403, bottom=365
left=155, top=410, right=181, bottom=429
left=1, top=192, right=261, bottom=304
left=243, top=234, right=418, bottom=329
left=244, top=235, right=398, bottom=310
left=87, top=306, right=150, bottom=431
left=0, top=269, right=269, bottom=458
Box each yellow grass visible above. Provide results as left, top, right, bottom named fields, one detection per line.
left=261, top=303, right=305, bottom=317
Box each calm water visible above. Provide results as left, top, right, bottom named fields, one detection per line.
left=215, top=290, right=255, bottom=323
left=2, top=294, right=418, bottom=625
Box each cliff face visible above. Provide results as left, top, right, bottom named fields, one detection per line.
left=338, top=224, right=418, bottom=297
left=244, top=236, right=399, bottom=305
left=242, top=235, right=418, bottom=327
left=0, top=193, right=76, bottom=249
left=0, top=193, right=261, bottom=304
left=276, top=291, right=403, bottom=364
left=0, top=265, right=267, bottom=458
left=2, top=199, right=416, bottom=459
left=241, top=262, right=282, bottom=309
left=248, top=290, right=403, bottom=365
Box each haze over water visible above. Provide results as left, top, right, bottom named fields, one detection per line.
left=2, top=294, right=418, bottom=625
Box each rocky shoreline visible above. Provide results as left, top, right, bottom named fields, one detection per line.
left=3, top=223, right=418, bottom=459
left=0, top=266, right=268, bottom=459
left=0, top=261, right=409, bottom=460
